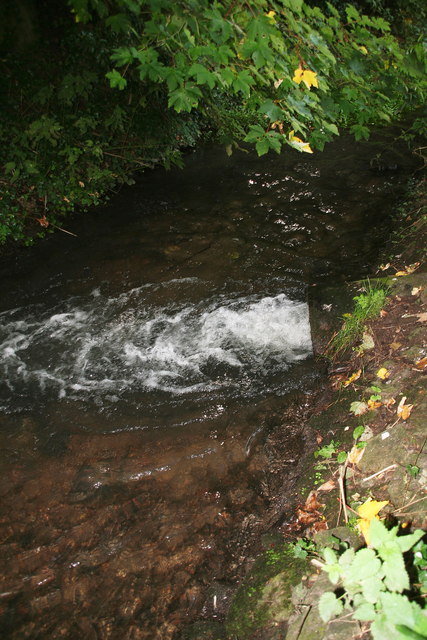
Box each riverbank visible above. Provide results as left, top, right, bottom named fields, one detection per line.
left=182, top=168, right=427, bottom=639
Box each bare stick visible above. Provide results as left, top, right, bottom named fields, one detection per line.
left=361, top=464, right=397, bottom=483
left=337, top=456, right=349, bottom=525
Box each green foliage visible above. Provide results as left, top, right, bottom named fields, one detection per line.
left=328, top=281, right=389, bottom=356
left=1, top=0, right=426, bottom=245
left=71, top=0, right=427, bottom=157
left=319, top=519, right=426, bottom=639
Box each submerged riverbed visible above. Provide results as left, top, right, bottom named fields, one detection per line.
left=0, top=136, right=417, bottom=638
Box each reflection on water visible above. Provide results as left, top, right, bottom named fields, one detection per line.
left=0, top=137, right=416, bottom=638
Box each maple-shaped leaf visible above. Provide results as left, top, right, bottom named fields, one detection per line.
left=415, top=312, right=427, bottom=323
left=350, top=401, right=368, bottom=416
left=292, top=67, right=319, bottom=89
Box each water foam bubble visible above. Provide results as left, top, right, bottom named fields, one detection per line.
left=0, top=286, right=312, bottom=410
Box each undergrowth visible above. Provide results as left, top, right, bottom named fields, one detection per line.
left=327, top=280, right=389, bottom=357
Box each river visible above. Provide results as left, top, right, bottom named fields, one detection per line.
left=0, top=135, right=416, bottom=639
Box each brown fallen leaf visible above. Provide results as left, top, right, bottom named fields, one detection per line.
left=415, top=313, right=427, bottom=323
left=389, top=341, right=402, bottom=352
left=317, top=479, right=336, bottom=492
left=380, top=309, right=388, bottom=318
left=384, top=397, right=396, bottom=408
left=414, top=357, right=427, bottom=371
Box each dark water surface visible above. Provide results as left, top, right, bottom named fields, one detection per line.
left=0, top=137, right=416, bottom=638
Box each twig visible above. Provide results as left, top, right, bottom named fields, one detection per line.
left=337, top=456, right=349, bottom=525
left=50, top=223, right=78, bottom=237
left=361, top=464, right=398, bottom=483
left=393, top=495, right=427, bottom=514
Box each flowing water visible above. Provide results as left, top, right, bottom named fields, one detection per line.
left=0, top=136, right=416, bottom=638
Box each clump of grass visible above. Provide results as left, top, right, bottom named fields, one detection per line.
left=327, top=280, right=388, bottom=357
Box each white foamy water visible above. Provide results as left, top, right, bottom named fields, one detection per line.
left=0, top=282, right=312, bottom=411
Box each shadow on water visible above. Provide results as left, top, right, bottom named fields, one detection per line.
left=0, top=134, right=418, bottom=638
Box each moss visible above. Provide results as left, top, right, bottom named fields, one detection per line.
left=225, top=544, right=307, bottom=639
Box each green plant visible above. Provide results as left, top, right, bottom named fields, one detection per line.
left=292, top=537, right=317, bottom=559
left=328, top=281, right=389, bottom=357
left=318, top=518, right=426, bottom=639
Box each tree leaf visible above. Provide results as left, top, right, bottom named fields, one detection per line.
left=319, top=591, right=344, bottom=622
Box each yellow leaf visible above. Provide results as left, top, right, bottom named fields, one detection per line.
left=292, top=68, right=318, bottom=89
left=358, top=45, right=368, bottom=55
left=356, top=499, right=389, bottom=544
left=357, top=499, right=389, bottom=520
left=288, top=130, right=313, bottom=154
left=395, top=271, right=409, bottom=277
left=343, top=369, right=362, bottom=387
left=367, top=399, right=382, bottom=410
left=376, top=367, right=390, bottom=380
left=397, top=396, right=413, bottom=420
left=265, top=10, right=276, bottom=23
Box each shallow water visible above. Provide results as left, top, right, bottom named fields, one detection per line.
left=0, top=136, right=416, bottom=638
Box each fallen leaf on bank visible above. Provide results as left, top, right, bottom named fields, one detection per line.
left=389, top=341, right=401, bottom=352
left=415, top=313, right=427, bottom=323
left=343, top=369, right=362, bottom=387
left=350, top=401, right=368, bottom=416
left=384, top=397, right=396, bottom=408
left=348, top=444, right=365, bottom=466
left=357, top=499, right=389, bottom=544
left=367, top=398, right=382, bottom=410
left=379, top=263, right=391, bottom=271
left=395, top=262, right=420, bottom=276
left=376, top=367, right=390, bottom=380
left=380, top=309, right=388, bottom=318
left=360, top=332, right=375, bottom=351
left=412, top=286, right=423, bottom=296
left=296, top=491, right=325, bottom=526
left=397, top=396, right=414, bottom=420
left=317, top=479, right=336, bottom=492
left=414, top=357, right=427, bottom=371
